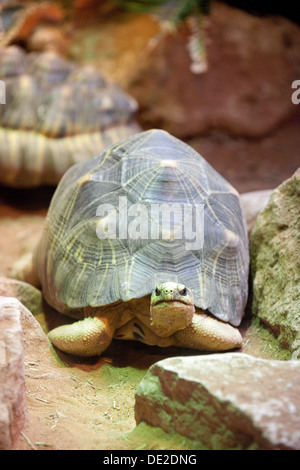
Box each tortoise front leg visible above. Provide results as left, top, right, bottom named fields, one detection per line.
left=173, top=311, right=243, bottom=352
left=48, top=310, right=118, bottom=357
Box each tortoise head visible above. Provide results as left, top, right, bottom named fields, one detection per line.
left=150, top=282, right=195, bottom=337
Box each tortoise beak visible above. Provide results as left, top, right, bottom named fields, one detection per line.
left=152, top=297, right=190, bottom=306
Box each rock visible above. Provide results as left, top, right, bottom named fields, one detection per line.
left=250, top=169, right=300, bottom=357
left=0, top=214, right=45, bottom=280
left=128, top=3, right=300, bottom=139
left=0, top=297, right=28, bottom=449
left=9, top=294, right=52, bottom=366
left=0, top=276, right=42, bottom=317
left=135, top=353, right=300, bottom=450
left=240, top=189, right=273, bottom=234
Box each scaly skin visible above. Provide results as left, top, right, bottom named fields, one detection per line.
left=47, top=282, right=242, bottom=357
left=48, top=312, right=119, bottom=357
left=173, top=312, right=243, bottom=351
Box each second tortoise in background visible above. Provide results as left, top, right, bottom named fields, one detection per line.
left=0, top=45, right=141, bottom=187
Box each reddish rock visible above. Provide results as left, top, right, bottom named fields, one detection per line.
left=129, top=3, right=300, bottom=139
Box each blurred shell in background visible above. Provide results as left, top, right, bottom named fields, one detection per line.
left=0, top=45, right=141, bottom=187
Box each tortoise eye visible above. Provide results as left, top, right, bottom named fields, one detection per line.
left=155, top=287, right=161, bottom=296
left=179, top=287, right=188, bottom=296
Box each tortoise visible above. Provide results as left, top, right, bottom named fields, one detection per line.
left=0, top=45, right=140, bottom=187
left=17, top=129, right=249, bottom=356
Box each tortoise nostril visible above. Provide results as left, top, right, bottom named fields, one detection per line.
left=164, top=289, right=173, bottom=295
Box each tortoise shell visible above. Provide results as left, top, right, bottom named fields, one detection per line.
left=34, top=129, right=249, bottom=327
left=0, top=45, right=140, bottom=186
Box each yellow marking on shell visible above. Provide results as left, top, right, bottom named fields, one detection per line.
left=136, top=166, right=161, bottom=202
left=123, top=258, right=130, bottom=297
left=162, top=228, right=175, bottom=241
left=212, top=240, right=229, bottom=277
left=173, top=168, right=206, bottom=236
left=159, top=159, right=178, bottom=168
left=225, top=228, right=244, bottom=282
left=218, top=274, right=223, bottom=299
left=94, top=146, right=114, bottom=172
left=97, top=241, right=104, bottom=267
left=126, top=129, right=153, bottom=154
left=94, top=262, right=109, bottom=300
left=174, top=168, right=195, bottom=204
left=123, top=163, right=160, bottom=191
left=203, top=265, right=208, bottom=290
left=127, top=256, right=136, bottom=295
left=64, top=185, right=81, bottom=222
left=179, top=167, right=207, bottom=200
left=78, top=174, right=91, bottom=186
left=238, top=249, right=246, bottom=276
left=197, top=268, right=204, bottom=305
left=70, top=262, right=88, bottom=303
left=74, top=244, right=83, bottom=263
left=209, top=188, right=239, bottom=197
left=61, top=225, right=90, bottom=264
left=206, top=199, right=226, bottom=231
left=225, top=229, right=239, bottom=245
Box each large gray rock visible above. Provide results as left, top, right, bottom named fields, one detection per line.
left=250, top=169, right=300, bottom=357
left=135, top=353, right=300, bottom=450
